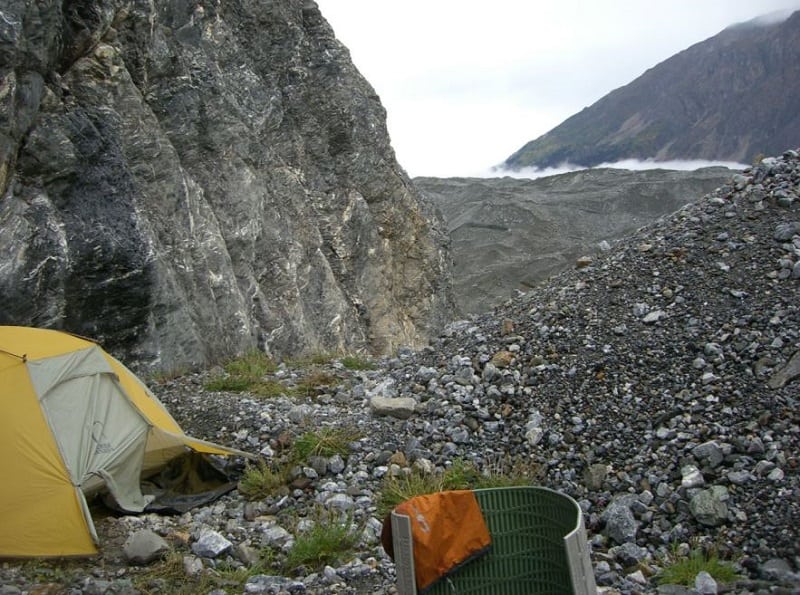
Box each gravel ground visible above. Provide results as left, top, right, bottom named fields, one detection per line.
left=2, top=150, right=799, bottom=594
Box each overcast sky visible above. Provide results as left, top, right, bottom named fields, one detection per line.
left=315, top=1, right=800, bottom=177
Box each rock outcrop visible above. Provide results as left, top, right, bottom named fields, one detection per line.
left=0, top=0, right=453, bottom=370
left=416, top=167, right=736, bottom=314
left=505, top=10, right=800, bottom=170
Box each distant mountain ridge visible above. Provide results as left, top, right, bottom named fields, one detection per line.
left=505, top=10, right=800, bottom=170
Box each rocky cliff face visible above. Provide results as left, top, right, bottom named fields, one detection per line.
left=505, top=11, right=800, bottom=170
left=416, top=167, right=736, bottom=315
left=0, top=0, right=453, bottom=370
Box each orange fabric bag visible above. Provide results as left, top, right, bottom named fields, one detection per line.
left=382, top=490, right=492, bottom=593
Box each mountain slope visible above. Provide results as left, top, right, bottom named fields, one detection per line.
left=416, top=167, right=735, bottom=314
left=505, top=11, right=800, bottom=170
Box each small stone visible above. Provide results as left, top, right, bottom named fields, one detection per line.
left=700, top=371, right=718, bottom=384
left=490, top=350, right=515, bottom=368
left=754, top=459, right=775, bottom=475
left=767, top=467, right=785, bottom=481
left=326, top=493, right=355, bottom=510
left=656, top=426, right=676, bottom=440
left=369, top=395, right=416, bottom=419
left=261, top=525, right=291, bottom=548
left=681, top=465, right=705, bottom=489
left=303, top=464, right=328, bottom=480
left=695, top=570, right=718, bottom=594
left=500, top=318, right=515, bottom=335
left=413, top=458, right=435, bottom=474
left=244, top=575, right=305, bottom=594
left=760, top=557, right=794, bottom=581
left=627, top=569, right=647, bottom=584
left=234, top=543, right=261, bottom=567
left=287, top=404, right=312, bottom=423
left=603, top=501, right=639, bottom=544
left=450, top=427, right=470, bottom=444
left=773, top=221, right=800, bottom=241
left=415, top=366, right=438, bottom=383
left=328, top=453, right=346, bottom=474
left=689, top=486, right=729, bottom=526
left=692, top=441, right=724, bottom=468
left=642, top=310, right=665, bottom=324
left=726, top=470, right=751, bottom=485
left=457, top=366, right=478, bottom=387
left=584, top=463, right=608, bottom=490
left=183, top=555, right=204, bottom=577
left=191, top=530, right=232, bottom=558
left=610, top=542, right=649, bottom=566
left=123, top=530, right=170, bottom=565
left=482, top=362, right=501, bottom=382
left=767, top=350, right=800, bottom=389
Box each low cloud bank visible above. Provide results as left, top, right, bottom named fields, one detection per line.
left=744, top=8, right=795, bottom=27
left=485, top=158, right=747, bottom=180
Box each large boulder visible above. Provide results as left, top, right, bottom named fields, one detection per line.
left=0, top=0, right=453, bottom=371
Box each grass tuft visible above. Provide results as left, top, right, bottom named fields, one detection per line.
left=377, top=456, right=539, bottom=518
left=250, top=379, right=290, bottom=398
left=377, top=470, right=448, bottom=518
left=294, top=370, right=340, bottom=396
left=293, top=427, right=360, bottom=461
left=238, top=460, right=290, bottom=500
left=133, top=551, right=272, bottom=594
left=225, top=350, right=278, bottom=378
left=340, top=355, right=376, bottom=370
left=133, top=551, right=217, bottom=595
left=658, top=549, right=739, bottom=586
left=204, top=350, right=278, bottom=395
left=285, top=513, right=361, bottom=571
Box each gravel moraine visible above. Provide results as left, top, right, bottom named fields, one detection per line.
left=2, top=150, right=799, bottom=594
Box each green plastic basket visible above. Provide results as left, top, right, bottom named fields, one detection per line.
left=392, top=486, right=596, bottom=595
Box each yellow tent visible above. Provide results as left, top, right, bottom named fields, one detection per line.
left=0, top=326, right=248, bottom=557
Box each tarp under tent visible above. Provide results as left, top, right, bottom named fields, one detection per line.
left=0, top=326, right=249, bottom=558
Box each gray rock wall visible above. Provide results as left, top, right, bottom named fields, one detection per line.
left=0, top=0, right=453, bottom=370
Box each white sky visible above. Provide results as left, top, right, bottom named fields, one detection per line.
left=315, top=1, right=800, bottom=177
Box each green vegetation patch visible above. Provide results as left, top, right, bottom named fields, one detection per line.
left=133, top=551, right=216, bottom=595
left=658, top=550, right=739, bottom=586
left=238, top=460, right=291, bottom=501
left=340, top=355, right=376, bottom=370
left=377, top=457, right=539, bottom=518
left=133, top=550, right=272, bottom=594
left=204, top=375, right=254, bottom=393
left=294, top=370, right=341, bottom=397
left=225, top=349, right=278, bottom=378
left=293, top=426, right=360, bottom=461
left=204, top=350, right=279, bottom=394
left=204, top=350, right=342, bottom=398
left=285, top=513, right=361, bottom=571
left=250, top=379, right=291, bottom=398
